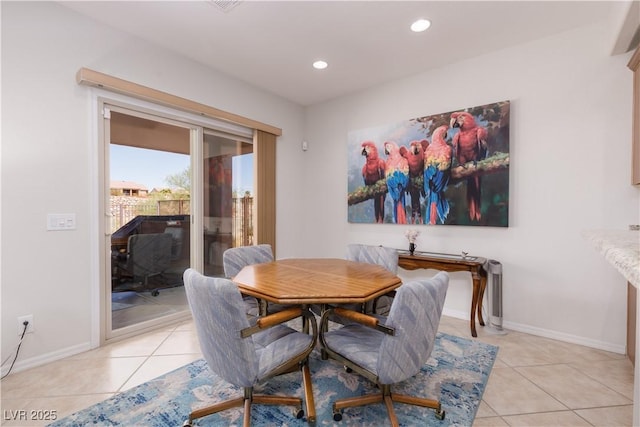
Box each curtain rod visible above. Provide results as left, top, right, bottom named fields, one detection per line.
left=76, top=67, right=282, bottom=137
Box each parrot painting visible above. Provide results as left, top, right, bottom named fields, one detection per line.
left=450, top=111, right=488, bottom=221
left=400, top=139, right=429, bottom=224
left=423, top=125, right=453, bottom=225
left=361, top=141, right=386, bottom=223
left=383, top=141, right=409, bottom=224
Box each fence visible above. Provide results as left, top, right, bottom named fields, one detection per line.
left=110, top=196, right=253, bottom=248
left=232, top=195, right=253, bottom=247
left=110, top=198, right=190, bottom=232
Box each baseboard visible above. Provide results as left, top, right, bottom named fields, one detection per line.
left=503, top=320, right=626, bottom=355
left=442, top=307, right=469, bottom=321
left=441, top=308, right=626, bottom=355
left=1, top=342, right=91, bottom=377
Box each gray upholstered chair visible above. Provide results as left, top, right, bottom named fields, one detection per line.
left=345, top=244, right=399, bottom=315
left=311, top=244, right=399, bottom=320
left=223, top=244, right=287, bottom=316
left=346, top=243, right=399, bottom=274
left=222, top=244, right=274, bottom=277
left=183, top=268, right=317, bottom=427
left=319, top=271, right=449, bottom=425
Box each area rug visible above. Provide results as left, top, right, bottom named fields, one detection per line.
left=49, top=333, right=498, bottom=426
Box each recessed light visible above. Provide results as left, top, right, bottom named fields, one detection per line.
left=313, top=60, right=328, bottom=70
left=411, top=19, right=431, bottom=33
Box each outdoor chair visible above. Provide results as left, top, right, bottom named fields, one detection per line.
left=116, top=233, right=173, bottom=295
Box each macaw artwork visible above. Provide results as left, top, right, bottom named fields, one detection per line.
left=347, top=100, right=510, bottom=227
left=423, top=125, right=453, bottom=225
left=450, top=111, right=488, bottom=222
left=208, top=155, right=233, bottom=218
left=400, top=139, right=429, bottom=224
left=383, top=141, right=410, bottom=224
left=361, top=141, right=386, bottom=223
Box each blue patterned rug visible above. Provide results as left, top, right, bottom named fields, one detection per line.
left=49, top=333, right=498, bottom=426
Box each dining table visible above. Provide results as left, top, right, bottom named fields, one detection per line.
left=232, top=257, right=403, bottom=423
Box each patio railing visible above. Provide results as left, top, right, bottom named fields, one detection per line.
left=110, top=196, right=253, bottom=247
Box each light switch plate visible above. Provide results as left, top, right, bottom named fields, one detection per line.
left=47, top=213, right=76, bottom=231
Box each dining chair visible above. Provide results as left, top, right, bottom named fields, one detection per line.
left=222, top=244, right=287, bottom=316
left=346, top=244, right=399, bottom=315
left=183, top=268, right=317, bottom=427
left=319, top=271, right=449, bottom=426
left=311, top=244, right=399, bottom=320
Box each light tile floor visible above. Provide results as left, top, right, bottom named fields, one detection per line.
left=1, top=316, right=634, bottom=426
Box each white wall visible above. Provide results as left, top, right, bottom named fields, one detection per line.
left=1, top=2, right=306, bottom=369
left=1, top=1, right=638, bottom=372
left=302, top=20, right=639, bottom=352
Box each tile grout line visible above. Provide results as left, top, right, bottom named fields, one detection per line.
left=114, top=329, right=177, bottom=393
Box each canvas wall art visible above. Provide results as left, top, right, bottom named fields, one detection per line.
left=347, top=100, right=510, bottom=226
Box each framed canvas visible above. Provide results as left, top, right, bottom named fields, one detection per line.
left=347, top=100, right=510, bottom=226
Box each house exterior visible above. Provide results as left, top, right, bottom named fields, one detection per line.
left=109, top=181, right=148, bottom=197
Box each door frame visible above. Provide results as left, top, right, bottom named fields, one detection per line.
left=92, top=92, right=253, bottom=345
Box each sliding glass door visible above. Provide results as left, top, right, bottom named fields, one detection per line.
left=105, top=106, right=193, bottom=337
left=99, top=98, right=256, bottom=342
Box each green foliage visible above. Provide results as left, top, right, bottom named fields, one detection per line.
left=165, top=166, right=191, bottom=194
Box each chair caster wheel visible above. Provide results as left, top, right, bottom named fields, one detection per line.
left=435, top=408, right=445, bottom=420
left=333, top=410, right=342, bottom=421
left=151, top=289, right=159, bottom=297
left=294, top=408, right=304, bottom=419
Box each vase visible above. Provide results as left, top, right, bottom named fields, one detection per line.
left=409, top=242, right=416, bottom=256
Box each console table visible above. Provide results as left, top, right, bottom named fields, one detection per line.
left=398, top=251, right=488, bottom=337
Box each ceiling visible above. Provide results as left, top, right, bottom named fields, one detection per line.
left=60, top=1, right=631, bottom=106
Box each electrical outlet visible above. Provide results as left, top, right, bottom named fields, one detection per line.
left=17, top=315, right=34, bottom=335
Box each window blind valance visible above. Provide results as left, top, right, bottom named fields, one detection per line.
left=76, top=67, right=282, bottom=137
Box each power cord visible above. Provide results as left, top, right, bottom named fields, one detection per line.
left=1, top=321, right=29, bottom=379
